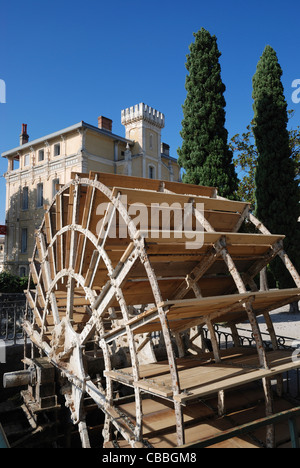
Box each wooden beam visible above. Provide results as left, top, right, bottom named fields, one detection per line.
left=181, top=406, right=300, bottom=448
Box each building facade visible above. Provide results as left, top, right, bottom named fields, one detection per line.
left=0, top=237, right=4, bottom=272
left=1, top=103, right=181, bottom=275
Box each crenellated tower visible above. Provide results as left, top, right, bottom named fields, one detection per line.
left=121, top=103, right=165, bottom=179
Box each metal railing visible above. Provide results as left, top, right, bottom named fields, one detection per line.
left=205, top=323, right=296, bottom=350
left=0, top=293, right=26, bottom=343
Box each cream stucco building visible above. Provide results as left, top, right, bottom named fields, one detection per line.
left=1, top=103, right=181, bottom=275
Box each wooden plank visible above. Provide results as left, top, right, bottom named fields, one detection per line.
left=118, top=400, right=179, bottom=437
left=161, top=288, right=300, bottom=312
left=81, top=184, right=94, bottom=228
left=134, top=380, right=173, bottom=397
left=65, top=185, right=75, bottom=269
left=87, top=171, right=216, bottom=198
left=227, top=244, right=272, bottom=256
left=44, top=211, right=52, bottom=244
left=110, top=191, right=244, bottom=233
left=137, top=230, right=284, bottom=247
left=106, top=349, right=256, bottom=386
left=127, top=291, right=250, bottom=329
left=107, top=350, right=300, bottom=403
left=146, top=243, right=213, bottom=256
left=148, top=418, right=257, bottom=449
left=165, top=288, right=300, bottom=327
left=74, top=233, right=85, bottom=273
left=174, top=350, right=300, bottom=403
left=55, top=296, right=90, bottom=307
left=29, top=262, right=39, bottom=284
left=181, top=406, right=300, bottom=448
left=126, top=288, right=300, bottom=335
left=205, top=211, right=241, bottom=232
left=87, top=189, right=114, bottom=238
left=55, top=193, right=63, bottom=272
left=58, top=311, right=90, bottom=324
left=84, top=250, right=99, bottom=287
left=118, top=397, right=215, bottom=435
left=111, top=186, right=248, bottom=214
left=25, top=290, right=43, bottom=327
left=224, top=232, right=285, bottom=245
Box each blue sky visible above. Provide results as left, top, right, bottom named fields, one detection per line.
left=0, top=0, right=300, bottom=224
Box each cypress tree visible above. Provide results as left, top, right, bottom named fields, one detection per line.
left=178, top=28, right=238, bottom=199
left=252, top=45, right=300, bottom=290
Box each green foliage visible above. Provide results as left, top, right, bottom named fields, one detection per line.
left=178, top=28, right=238, bottom=199
left=230, top=122, right=258, bottom=208
left=287, top=110, right=300, bottom=180
left=230, top=111, right=300, bottom=209
left=252, top=45, right=300, bottom=288
left=0, top=271, right=31, bottom=293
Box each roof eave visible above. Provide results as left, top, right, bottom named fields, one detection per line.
left=1, top=121, right=133, bottom=158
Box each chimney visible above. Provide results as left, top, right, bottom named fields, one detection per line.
left=20, top=123, right=29, bottom=145
left=98, top=116, right=112, bottom=132
left=161, top=142, right=170, bottom=156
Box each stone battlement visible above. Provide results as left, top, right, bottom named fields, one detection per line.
left=121, top=103, right=165, bottom=128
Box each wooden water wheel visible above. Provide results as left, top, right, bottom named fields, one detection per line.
left=23, top=172, right=300, bottom=448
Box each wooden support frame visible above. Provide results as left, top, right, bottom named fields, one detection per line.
left=249, top=213, right=300, bottom=287
left=23, top=173, right=300, bottom=449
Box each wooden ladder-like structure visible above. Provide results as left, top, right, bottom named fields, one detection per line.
left=23, top=172, right=300, bottom=448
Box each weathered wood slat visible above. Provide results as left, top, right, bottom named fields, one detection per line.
left=105, top=350, right=299, bottom=403
left=88, top=171, right=217, bottom=198
left=111, top=186, right=248, bottom=214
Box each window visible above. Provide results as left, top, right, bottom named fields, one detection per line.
left=24, top=154, right=30, bottom=166
left=22, top=186, right=29, bottom=210
left=52, top=178, right=60, bottom=198
left=19, top=266, right=27, bottom=277
left=21, top=228, right=28, bottom=253
left=38, top=149, right=44, bottom=162
left=148, top=165, right=155, bottom=179
left=37, top=183, right=43, bottom=208
left=54, top=143, right=60, bottom=157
